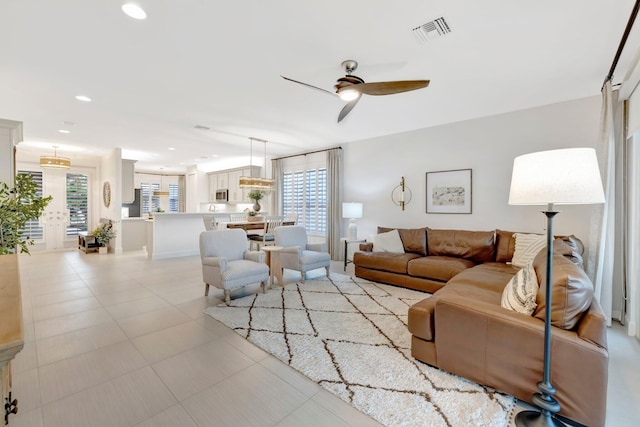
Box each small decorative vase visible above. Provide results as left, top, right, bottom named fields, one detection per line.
left=98, top=246, right=107, bottom=255
left=253, top=201, right=261, bottom=212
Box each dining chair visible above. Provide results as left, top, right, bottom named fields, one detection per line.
left=248, top=215, right=283, bottom=251
left=228, top=212, right=247, bottom=222
left=202, top=215, right=216, bottom=231
left=284, top=212, right=298, bottom=225
left=199, top=229, right=269, bottom=305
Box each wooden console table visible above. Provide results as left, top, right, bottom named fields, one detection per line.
left=0, top=255, right=23, bottom=424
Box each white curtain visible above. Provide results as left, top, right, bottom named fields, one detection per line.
left=627, top=134, right=639, bottom=338
left=178, top=175, right=186, bottom=212
left=272, top=158, right=283, bottom=215
left=326, top=148, right=343, bottom=260
left=589, top=81, right=626, bottom=326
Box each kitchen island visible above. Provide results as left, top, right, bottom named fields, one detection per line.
left=146, top=213, right=212, bottom=260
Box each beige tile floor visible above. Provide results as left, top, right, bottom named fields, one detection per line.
left=9, top=250, right=640, bottom=426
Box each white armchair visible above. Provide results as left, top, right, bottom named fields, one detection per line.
left=274, top=226, right=331, bottom=283
left=199, top=229, right=270, bottom=305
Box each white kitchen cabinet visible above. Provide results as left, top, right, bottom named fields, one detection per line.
left=217, top=172, right=228, bottom=190
left=208, top=173, right=218, bottom=202
left=206, top=166, right=262, bottom=204
left=228, top=170, right=244, bottom=203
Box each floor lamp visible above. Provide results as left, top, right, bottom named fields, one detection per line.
left=508, top=148, right=605, bottom=426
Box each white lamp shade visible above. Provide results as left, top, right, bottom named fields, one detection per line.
left=508, top=148, right=605, bottom=206
left=342, top=202, right=363, bottom=219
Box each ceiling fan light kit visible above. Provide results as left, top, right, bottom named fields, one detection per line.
left=339, top=89, right=359, bottom=101
left=282, top=59, right=430, bottom=122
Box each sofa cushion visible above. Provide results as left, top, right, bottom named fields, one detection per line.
left=445, top=263, right=519, bottom=299
left=553, top=235, right=584, bottom=268
left=495, top=229, right=516, bottom=263
left=378, top=226, right=427, bottom=256
left=427, top=228, right=495, bottom=263
left=501, top=262, right=538, bottom=315
left=352, top=251, right=421, bottom=274
left=371, top=229, right=405, bottom=253
left=512, top=233, right=546, bottom=267
left=496, top=230, right=584, bottom=265
left=532, top=251, right=594, bottom=330
left=407, top=256, right=475, bottom=282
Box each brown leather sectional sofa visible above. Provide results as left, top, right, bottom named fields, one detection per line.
left=353, top=227, right=608, bottom=427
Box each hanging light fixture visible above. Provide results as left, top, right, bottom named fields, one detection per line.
left=40, top=146, right=71, bottom=169
left=239, top=137, right=275, bottom=190
left=153, top=168, right=170, bottom=196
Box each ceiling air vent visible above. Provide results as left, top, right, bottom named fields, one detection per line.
left=412, top=17, right=451, bottom=43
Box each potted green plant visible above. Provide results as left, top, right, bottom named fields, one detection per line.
left=90, top=222, right=116, bottom=254
left=0, top=174, right=52, bottom=255
left=247, top=190, right=264, bottom=212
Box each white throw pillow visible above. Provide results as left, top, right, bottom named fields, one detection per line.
left=511, top=233, right=546, bottom=267
left=371, top=229, right=405, bottom=253
left=501, top=262, right=539, bottom=315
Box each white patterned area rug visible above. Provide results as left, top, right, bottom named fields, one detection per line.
left=204, top=274, right=514, bottom=427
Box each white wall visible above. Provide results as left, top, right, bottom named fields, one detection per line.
left=343, top=95, right=602, bottom=263
left=100, top=148, right=122, bottom=253
left=0, top=119, right=22, bottom=185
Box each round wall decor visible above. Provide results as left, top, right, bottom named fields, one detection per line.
left=103, top=181, right=111, bottom=208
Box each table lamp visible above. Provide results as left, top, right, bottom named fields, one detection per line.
left=342, top=202, right=363, bottom=240
left=508, top=147, right=605, bottom=426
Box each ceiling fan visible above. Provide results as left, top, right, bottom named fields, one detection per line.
left=281, top=60, right=429, bottom=123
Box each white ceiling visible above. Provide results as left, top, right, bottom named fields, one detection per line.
left=2, top=0, right=639, bottom=173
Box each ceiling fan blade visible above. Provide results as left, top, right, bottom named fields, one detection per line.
left=337, top=95, right=361, bottom=123
left=281, top=76, right=338, bottom=97
left=340, top=80, right=430, bottom=96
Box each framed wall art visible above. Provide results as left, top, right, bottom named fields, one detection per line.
left=426, top=168, right=472, bottom=214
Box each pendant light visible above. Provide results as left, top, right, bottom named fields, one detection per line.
left=154, top=168, right=169, bottom=196
left=239, top=137, right=275, bottom=190
left=40, top=146, right=71, bottom=169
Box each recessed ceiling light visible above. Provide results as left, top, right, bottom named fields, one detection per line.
left=168, top=147, right=176, bottom=151
left=61, top=121, right=76, bottom=126
left=122, top=3, right=147, bottom=20
left=58, top=129, right=70, bottom=134
left=75, top=95, right=91, bottom=102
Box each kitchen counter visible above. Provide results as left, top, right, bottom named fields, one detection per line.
left=146, top=213, right=211, bottom=260
left=121, top=217, right=147, bottom=252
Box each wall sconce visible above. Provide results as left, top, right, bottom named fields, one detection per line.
left=391, top=176, right=412, bottom=211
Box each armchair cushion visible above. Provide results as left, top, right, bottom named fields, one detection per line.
left=307, top=242, right=326, bottom=252
left=202, top=256, right=228, bottom=271
left=244, top=250, right=266, bottom=263
left=221, top=260, right=269, bottom=290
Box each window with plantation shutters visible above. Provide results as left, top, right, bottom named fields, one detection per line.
left=17, top=170, right=44, bottom=241
left=140, top=182, right=160, bottom=213
left=169, top=184, right=179, bottom=212
left=282, top=167, right=327, bottom=234
left=66, top=173, right=89, bottom=236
